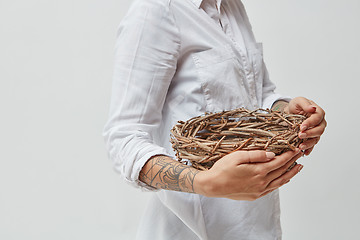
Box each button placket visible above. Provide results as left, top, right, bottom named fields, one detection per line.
left=233, top=42, right=258, bottom=108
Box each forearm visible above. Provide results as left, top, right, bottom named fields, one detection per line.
left=138, top=150, right=303, bottom=200
left=139, top=155, right=201, bottom=193
left=271, top=100, right=289, bottom=112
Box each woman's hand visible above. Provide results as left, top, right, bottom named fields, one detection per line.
left=194, top=150, right=303, bottom=201
left=284, top=97, right=327, bottom=155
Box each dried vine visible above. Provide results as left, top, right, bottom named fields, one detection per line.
left=170, top=108, right=306, bottom=170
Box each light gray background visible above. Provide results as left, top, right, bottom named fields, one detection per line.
left=1, top=0, right=359, bottom=239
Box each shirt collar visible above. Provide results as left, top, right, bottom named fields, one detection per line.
left=189, top=0, right=225, bottom=9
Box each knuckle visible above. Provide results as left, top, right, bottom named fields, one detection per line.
left=282, top=164, right=292, bottom=173
left=255, top=167, right=267, bottom=176
left=249, top=194, right=259, bottom=201
left=253, top=178, right=269, bottom=192
left=230, top=151, right=241, bottom=158
left=255, top=165, right=265, bottom=172
left=282, top=152, right=294, bottom=162
left=230, top=151, right=247, bottom=163
left=253, top=150, right=266, bottom=160
left=306, top=148, right=313, bottom=155
left=319, top=127, right=325, bottom=135
left=257, top=180, right=267, bottom=189
left=315, top=114, right=322, bottom=122
left=282, top=179, right=290, bottom=185
left=241, top=151, right=251, bottom=163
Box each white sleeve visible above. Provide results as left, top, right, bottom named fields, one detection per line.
left=261, top=61, right=292, bottom=110
left=102, top=0, right=180, bottom=191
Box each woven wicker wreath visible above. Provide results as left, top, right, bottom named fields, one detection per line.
left=170, top=108, right=307, bottom=170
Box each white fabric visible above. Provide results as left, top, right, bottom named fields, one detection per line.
left=103, top=0, right=290, bottom=239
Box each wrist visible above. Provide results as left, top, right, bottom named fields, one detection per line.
left=193, top=170, right=212, bottom=197
left=271, top=100, right=289, bottom=113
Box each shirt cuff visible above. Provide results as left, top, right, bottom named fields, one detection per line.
left=262, top=93, right=292, bottom=110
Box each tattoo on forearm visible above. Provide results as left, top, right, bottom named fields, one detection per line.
left=272, top=101, right=288, bottom=112
left=139, top=155, right=199, bottom=193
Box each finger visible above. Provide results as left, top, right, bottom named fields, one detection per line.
left=260, top=176, right=292, bottom=198
left=304, top=147, right=314, bottom=156
left=265, top=152, right=302, bottom=181
left=300, top=113, right=324, bottom=132
left=259, top=188, right=276, bottom=198
left=266, top=164, right=303, bottom=190
left=235, top=150, right=275, bottom=165
left=260, top=172, right=295, bottom=198
left=300, top=107, right=325, bottom=132
left=261, top=149, right=300, bottom=172
left=299, top=137, right=320, bottom=151
left=299, top=120, right=327, bottom=139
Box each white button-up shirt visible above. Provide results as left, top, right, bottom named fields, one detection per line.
left=103, top=0, right=289, bottom=239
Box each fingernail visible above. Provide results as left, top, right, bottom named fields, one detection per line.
left=266, top=152, right=275, bottom=159
left=300, top=144, right=306, bottom=150
left=285, top=180, right=290, bottom=184
left=300, top=125, right=307, bottom=131
left=299, top=132, right=307, bottom=139
left=298, top=165, right=304, bottom=172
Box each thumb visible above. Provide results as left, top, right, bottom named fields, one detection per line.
left=303, top=104, right=317, bottom=114
left=291, top=97, right=316, bottom=114
left=234, top=150, right=275, bottom=164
